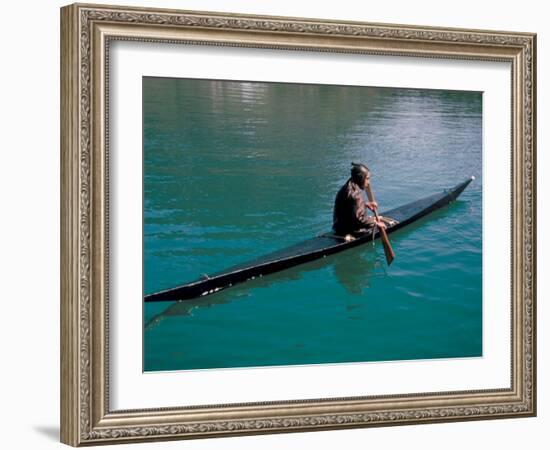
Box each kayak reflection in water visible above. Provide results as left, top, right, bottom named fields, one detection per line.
left=332, top=162, right=388, bottom=237
left=333, top=247, right=383, bottom=295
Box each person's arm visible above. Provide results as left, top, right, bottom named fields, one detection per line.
left=364, top=201, right=386, bottom=228
left=366, top=201, right=378, bottom=211
left=352, top=194, right=386, bottom=230
left=352, top=194, right=376, bottom=228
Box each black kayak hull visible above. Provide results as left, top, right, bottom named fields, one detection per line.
left=145, top=177, right=474, bottom=303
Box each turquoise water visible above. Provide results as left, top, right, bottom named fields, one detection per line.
left=143, top=77, right=482, bottom=372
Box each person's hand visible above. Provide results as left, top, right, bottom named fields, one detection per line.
left=375, top=218, right=386, bottom=230
left=366, top=201, right=378, bottom=212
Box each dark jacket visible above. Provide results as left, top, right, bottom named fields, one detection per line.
left=332, top=178, right=375, bottom=235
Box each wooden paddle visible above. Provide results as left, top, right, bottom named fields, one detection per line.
left=365, top=184, right=395, bottom=266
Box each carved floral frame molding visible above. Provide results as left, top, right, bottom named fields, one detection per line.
left=61, top=3, right=536, bottom=446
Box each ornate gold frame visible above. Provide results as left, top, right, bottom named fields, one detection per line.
left=60, top=3, right=536, bottom=446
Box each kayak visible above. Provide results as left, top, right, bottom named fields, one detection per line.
left=144, top=177, right=474, bottom=303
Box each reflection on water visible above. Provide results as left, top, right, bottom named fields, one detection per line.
left=143, top=77, right=482, bottom=371
left=333, top=245, right=384, bottom=295
left=145, top=243, right=386, bottom=331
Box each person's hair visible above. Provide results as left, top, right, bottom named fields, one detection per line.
left=350, top=162, right=370, bottom=185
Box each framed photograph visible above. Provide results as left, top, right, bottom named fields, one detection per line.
left=60, top=3, right=536, bottom=446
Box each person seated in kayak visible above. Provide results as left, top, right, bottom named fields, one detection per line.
left=332, top=162, right=387, bottom=236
